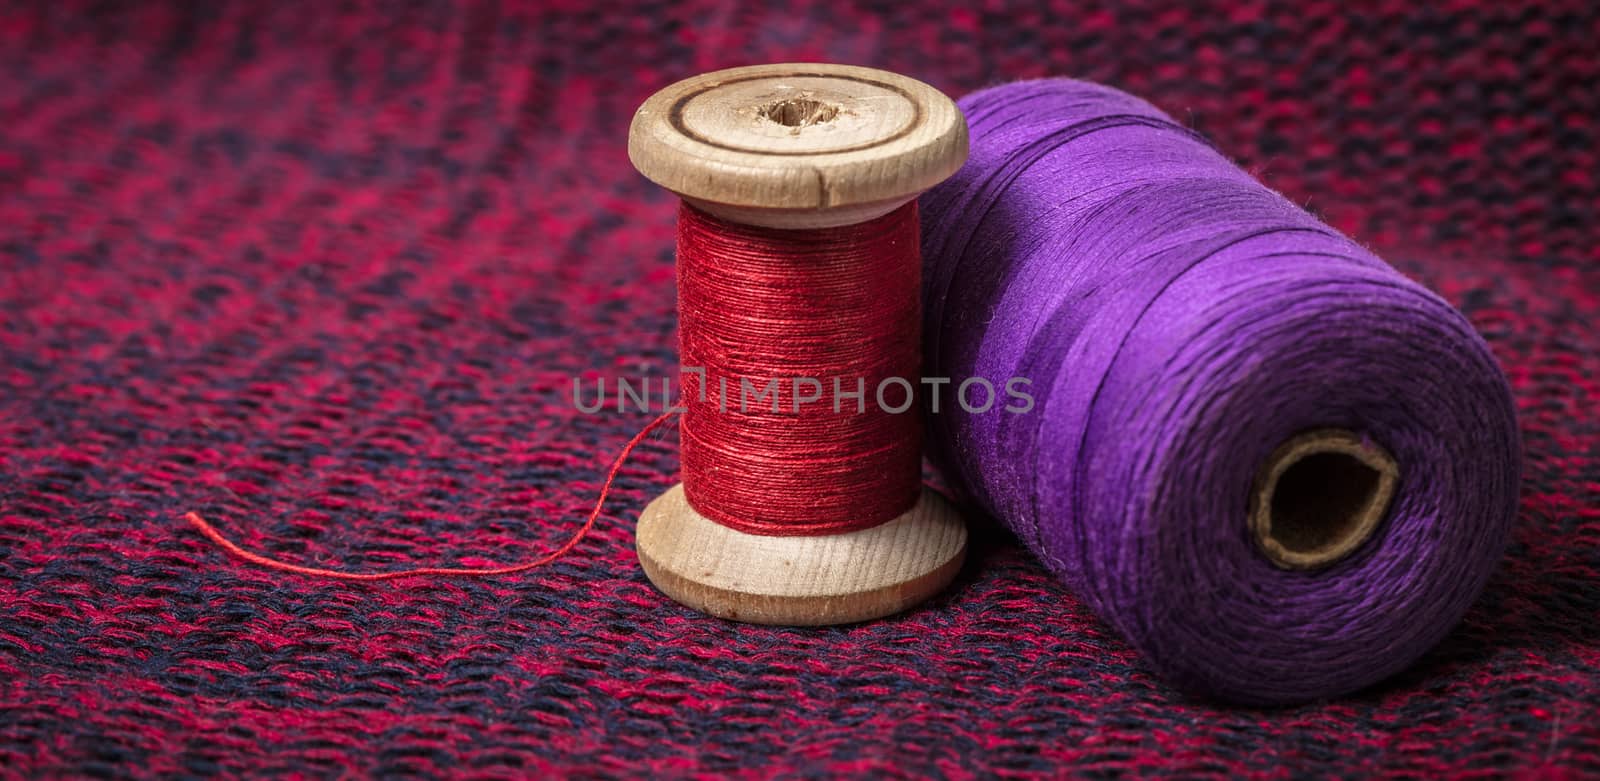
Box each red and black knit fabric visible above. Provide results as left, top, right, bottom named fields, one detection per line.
left=2, top=1, right=1597, bottom=776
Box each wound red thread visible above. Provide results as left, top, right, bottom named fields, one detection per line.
left=676, top=202, right=923, bottom=536
left=184, top=411, right=675, bottom=580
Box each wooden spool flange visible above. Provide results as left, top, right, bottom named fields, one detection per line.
left=628, top=63, right=969, bottom=625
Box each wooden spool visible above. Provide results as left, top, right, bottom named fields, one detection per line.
left=628, top=63, right=969, bottom=625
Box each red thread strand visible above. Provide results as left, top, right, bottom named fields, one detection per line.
left=184, top=411, right=675, bottom=580
left=676, top=202, right=923, bottom=535
left=188, top=201, right=927, bottom=571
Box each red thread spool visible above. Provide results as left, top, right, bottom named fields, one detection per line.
left=677, top=201, right=923, bottom=535
left=629, top=64, right=970, bottom=625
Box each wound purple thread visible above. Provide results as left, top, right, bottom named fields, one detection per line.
left=919, top=79, right=1521, bottom=705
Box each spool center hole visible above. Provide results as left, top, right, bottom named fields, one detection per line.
left=1267, top=451, right=1382, bottom=555
left=759, top=97, right=839, bottom=127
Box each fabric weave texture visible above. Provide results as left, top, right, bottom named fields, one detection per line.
left=1, top=1, right=1597, bottom=777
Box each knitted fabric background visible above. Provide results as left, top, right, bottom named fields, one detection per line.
left=2, top=1, right=1596, bottom=777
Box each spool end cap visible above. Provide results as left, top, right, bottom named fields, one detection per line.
left=629, top=63, right=968, bottom=227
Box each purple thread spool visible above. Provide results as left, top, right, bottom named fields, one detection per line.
left=919, top=79, right=1520, bottom=705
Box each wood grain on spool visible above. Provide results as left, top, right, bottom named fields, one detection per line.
left=636, top=485, right=967, bottom=625
left=629, top=63, right=969, bottom=624
left=630, top=63, right=968, bottom=229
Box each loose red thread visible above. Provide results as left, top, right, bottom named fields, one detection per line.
left=184, top=411, right=675, bottom=580
left=676, top=202, right=924, bottom=536
left=190, top=202, right=927, bottom=573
